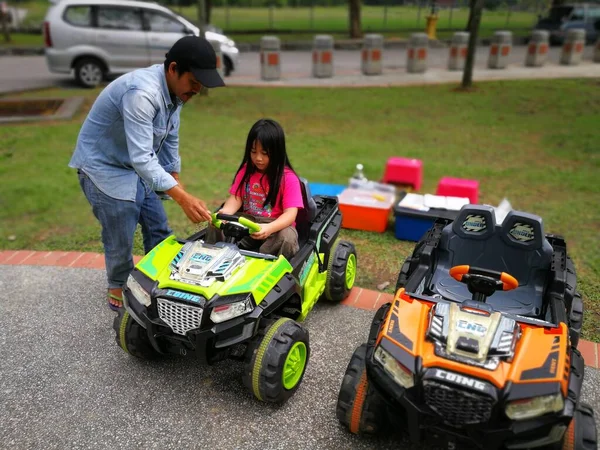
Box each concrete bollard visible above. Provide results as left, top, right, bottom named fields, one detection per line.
left=407, top=33, right=429, bottom=73
left=595, top=38, right=600, bottom=63
left=525, top=30, right=550, bottom=67
left=260, top=35, right=281, bottom=81
left=448, top=32, right=469, bottom=71
left=488, top=31, right=512, bottom=69
left=560, top=29, right=586, bottom=65
left=208, top=40, right=224, bottom=80
left=361, top=34, right=383, bottom=76
left=312, top=35, right=334, bottom=78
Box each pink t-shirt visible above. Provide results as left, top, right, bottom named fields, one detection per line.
left=229, top=165, right=304, bottom=219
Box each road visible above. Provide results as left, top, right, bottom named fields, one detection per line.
left=0, top=45, right=597, bottom=94
left=1, top=265, right=599, bottom=449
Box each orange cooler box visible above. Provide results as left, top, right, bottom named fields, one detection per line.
left=338, top=188, right=395, bottom=233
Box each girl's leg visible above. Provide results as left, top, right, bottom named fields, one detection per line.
left=259, top=226, right=299, bottom=260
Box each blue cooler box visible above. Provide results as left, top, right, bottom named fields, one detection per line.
left=308, top=183, right=346, bottom=197
left=393, top=195, right=459, bottom=242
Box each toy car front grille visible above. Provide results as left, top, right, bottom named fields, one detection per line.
left=423, top=381, right=494, bottom=425
left=157, top=298, right=203, bottom=336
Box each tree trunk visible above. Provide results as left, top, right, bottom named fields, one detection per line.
left=461, top=0, right=483, bottom=89
left=1, top=11, right=11, bottom=43
left=205, top=0, right=212, bottom=25
left=197, top=0, right=206, bottom=34
left=348, top=0, right=361, bottom=39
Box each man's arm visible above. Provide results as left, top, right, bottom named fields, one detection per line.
left=122, top=90, right=210, bottom=222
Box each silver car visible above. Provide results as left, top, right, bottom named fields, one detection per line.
left=44, top=0, right=239, bottom=87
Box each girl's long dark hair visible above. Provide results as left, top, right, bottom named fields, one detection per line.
left=234, top=119, right=295, bottom=209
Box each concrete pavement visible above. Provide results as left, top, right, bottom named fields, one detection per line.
left=1, top=254, right=600, bottom=449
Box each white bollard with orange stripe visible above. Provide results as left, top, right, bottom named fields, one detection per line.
left=407, top=33, right=429, bottom=73
left=488, top=31, right=512, bottom=69
left=560, top=29, right=586, bottom=66
left=312, top=35, right=334, bottom=78
left=208, top=40, right=224, bottom=80
left=448, top=32, right=469, bottom=71
left=260, top=35, right=281, bottom=81
left=595, top=38, right=600, bottom=63
left=525, top=30, right=550, bottom=67
left=361, top=34, right=383, bottom=76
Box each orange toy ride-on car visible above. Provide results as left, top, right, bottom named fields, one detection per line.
left=336, top=205, right=597, bottom=450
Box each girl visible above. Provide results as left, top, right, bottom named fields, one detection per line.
left=212, top=119, right=304, bottom=259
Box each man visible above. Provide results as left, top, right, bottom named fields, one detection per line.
left=69, top=36, right=224, bottom=311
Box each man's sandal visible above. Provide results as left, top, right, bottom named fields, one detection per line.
left=107, top=293, right=123, bottom=311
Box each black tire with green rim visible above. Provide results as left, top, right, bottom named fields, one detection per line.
left=324, top=239, right=357, bottom=302
left=243, top=318, right=310, bottom=403
left=112, top=308, right=159, bottom=360
left=336, top=344, right=388, bottom=435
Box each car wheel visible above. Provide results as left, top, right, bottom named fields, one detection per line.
left=367, top=303, right=392, bottom=348
left=560, top=402, right=597, bottom=450
left=324, top=239, right=357, bottom=302
left=74, top=58, right=105, bottom=88
left=223, top=55, right=232, bottom=77
left=569, top=291, right=583, bottom=349
left=336, top=344, right=388, bottom=435
left=113, top=308, right=159, bottom=359
left=242, top=317, right=310, bottom=403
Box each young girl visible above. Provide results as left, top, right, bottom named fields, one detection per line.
left=211, top=118, right=304, bottom=259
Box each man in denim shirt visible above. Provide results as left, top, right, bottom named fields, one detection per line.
left=69, top=36, right=224, bottom=310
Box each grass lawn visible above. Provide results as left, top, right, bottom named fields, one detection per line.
left=1, top=79, right=598, bottom=340
left=1, top=2, right=536, bottom=47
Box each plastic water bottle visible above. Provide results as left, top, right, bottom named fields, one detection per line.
left=349, top=163, right=368, bottom=189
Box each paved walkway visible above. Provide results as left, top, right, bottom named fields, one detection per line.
left=1, top=249, right=598, bottom=370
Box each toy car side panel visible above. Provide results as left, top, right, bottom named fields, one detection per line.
left=507, top=323, right=570, bottom=396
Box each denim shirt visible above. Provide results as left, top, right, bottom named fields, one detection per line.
left=69, top=64, right=182, bottom=201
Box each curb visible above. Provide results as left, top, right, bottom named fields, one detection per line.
left=0, top=36, right=530, bottom=56
left=1, top=249, right=599, bottom=369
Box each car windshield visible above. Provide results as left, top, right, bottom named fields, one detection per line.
left=545, top=6, right=574, bottom=22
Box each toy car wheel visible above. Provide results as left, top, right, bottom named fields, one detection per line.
left=561, top=401, right=597, bottom=450
left=396, top=241, right=425, bottom=291
left=336, top=343, right=388, bottom=435
left=243, top=317, right=310, bottom=403
left=113, top=309, right=159, bottom=360
left=367, top=303, right=392, bottom=348
left=324, top=239, right=357, bottom=302
left=569, top=291, right=583, bottom=349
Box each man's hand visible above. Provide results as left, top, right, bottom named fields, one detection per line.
left=251, top=223, right=275, bottom=241
left=166, top=185, right=212, bottom=223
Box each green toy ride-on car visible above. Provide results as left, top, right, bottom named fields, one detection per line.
left=113, top=179, right=357, bottom=403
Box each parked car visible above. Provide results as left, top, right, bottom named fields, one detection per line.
left=534, top=3, right=600, bottom=45
left=44, top=0, right=239, bottom=87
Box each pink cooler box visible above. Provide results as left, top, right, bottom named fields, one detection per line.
left=435, top=177, right=479, bottom=204
left=382, top=157, right=423, bottom=191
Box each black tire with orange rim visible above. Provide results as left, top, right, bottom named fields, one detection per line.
left=336, top=344, right=387, bottom=435
left=561, top=402, right=597, bottom=450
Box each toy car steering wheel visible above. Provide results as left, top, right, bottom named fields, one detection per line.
left=449, top=265, right=518, bottom=301
left=211, top=213, right=261, bottom=234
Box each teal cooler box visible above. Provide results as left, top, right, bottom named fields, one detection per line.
left=393, top=196, right=459, bottom=242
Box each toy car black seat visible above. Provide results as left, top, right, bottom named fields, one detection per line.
left=296, top=177, right=318, bottom=246
left=428, top=205, right=553, bottom=317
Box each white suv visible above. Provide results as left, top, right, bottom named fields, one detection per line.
left=43, top=0, right=239, bottom=87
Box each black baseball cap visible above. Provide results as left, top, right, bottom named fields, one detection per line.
left=166, top=36, right=225, bottom=88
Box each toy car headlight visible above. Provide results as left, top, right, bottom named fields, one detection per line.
left=126, top=275, right=151, bottom=307
left=505, top=393, right=564, bottom=420
left=374, top=346, right=415, bottom=389
left=210, top=295, right=253, bottom=323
